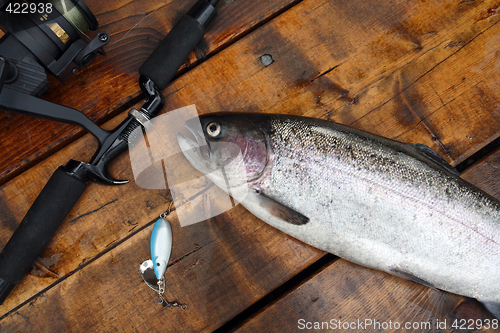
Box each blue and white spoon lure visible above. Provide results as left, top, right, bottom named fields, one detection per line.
left=139, top=212, right=186, bottom=310
left=151, top=217, right=172, bottom=288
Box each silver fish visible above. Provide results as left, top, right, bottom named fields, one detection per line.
left=177, top=113, right=500, bottom=318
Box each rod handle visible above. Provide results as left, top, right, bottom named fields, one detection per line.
left=139, top=0, right=217, bottom=90
left=0, top=167, right=87, bottom=304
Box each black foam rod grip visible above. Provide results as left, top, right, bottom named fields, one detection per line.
left=0, top=167, right=87, bottom=304
left=139, top=15, right=205, bottom=90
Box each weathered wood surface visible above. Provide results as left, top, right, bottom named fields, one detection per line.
left=162, top=0, right=500, bottom=165
left=233, top=259, right=498, bottom=333
left=0, top=202, right=323, bottom=332
left=461, top=144, right=500, bottom=196
left=1, top=0, right=500, bottom=331
left=0, top=0, right=301, bottom=183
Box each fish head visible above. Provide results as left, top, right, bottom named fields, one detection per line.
left=152, top=256, right=167, bottom=281
left=177, top=113, right=270, bottom=188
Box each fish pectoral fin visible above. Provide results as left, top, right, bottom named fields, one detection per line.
left=391, top=267, right=437, bottom=290
left=255, top=191, right=309, bottom=225
left=409, top=143, right=460, bottom=176
left=482, top=301, right=500, bottom=320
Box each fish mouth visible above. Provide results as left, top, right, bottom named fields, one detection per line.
left=177, top=117, right=211, bottom=172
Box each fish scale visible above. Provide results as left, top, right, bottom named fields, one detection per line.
left=177, top=113, right=500, bottom=318
left=265, top=118, right=500, bottom=257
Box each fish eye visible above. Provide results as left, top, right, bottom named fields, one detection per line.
left=206, top=122, right=221, bottom=137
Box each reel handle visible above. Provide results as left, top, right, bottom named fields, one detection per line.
left=0, top=167, right=87, bottom=304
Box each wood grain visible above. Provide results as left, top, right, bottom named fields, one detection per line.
left=461, top=146, right=500, bottom=198
left=233, top=260, right=498, bottom=333
left=0, top=196, right=323, bottom=332
left=0, top=0, right=302, bottom=183
left=161, top=0, right=500, bottom=165
left=1, top=0, right=500, bottom=331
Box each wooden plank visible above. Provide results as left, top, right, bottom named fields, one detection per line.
left=234, top=260, right=498, bottom=333
left=0, top=193, right=323, bottom=332
left=461, top=146, right=500, bottom=198
left=0, top=0, right=302, bottom=183
left=161, top=0, right=500, bottom=165
left=1, top=0, right=500, bottom=330
left=232, top=148, right=500, bottom=333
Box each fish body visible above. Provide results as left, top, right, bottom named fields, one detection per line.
left=150, top=218, right=172, bottom=281
left=177, top=113, right=500, bottom=318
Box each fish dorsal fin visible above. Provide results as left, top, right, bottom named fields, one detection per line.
left=410, top=143, right=460, bottom=176
left=255, top=191, right=309, bottom=225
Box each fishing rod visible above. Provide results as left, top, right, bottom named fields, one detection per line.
left=0, top=0, right=220, bottom=304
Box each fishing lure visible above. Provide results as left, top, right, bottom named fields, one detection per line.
left=151, top=216, right=172, bottom=286
left=139, top=204, right=186, bottom=310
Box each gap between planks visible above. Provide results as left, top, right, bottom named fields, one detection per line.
left=213, top=253, right=338, bottom=333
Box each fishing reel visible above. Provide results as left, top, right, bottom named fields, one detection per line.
left=0, top=0, right=109, bottom=96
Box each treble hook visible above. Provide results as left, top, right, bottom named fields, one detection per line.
left=157, top=292, right=187, bottom=310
